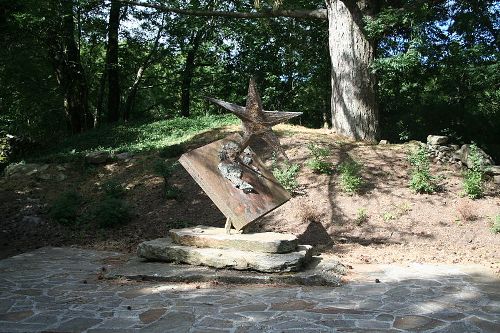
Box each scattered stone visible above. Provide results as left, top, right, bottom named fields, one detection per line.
left=137, top=237, right=312, bottom=273
left=459, top=144, right=494, bottom=169
left=4, top=163, right=42, bottom=178
left=494, top=175, right=500, bottom=184
left=0, top=310, right=34, bottom=322
left=116, top=152, right=133, bottom=160
left=55, top=173, right=67, bottom=182
left=486, top=165, right=500, bottom=176
left=21, top=216, right=43, bottom=225
left=85, top=151, right=112, bottom=164
left=427, top=135, right=448, bottom=145
left=378, top=140, right=389, bottom=145
left=169, top=226, right=298, bottom=254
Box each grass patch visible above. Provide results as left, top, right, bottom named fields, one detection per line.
left=306, top=143, right=333, bottom=174
left=30, top=114, right=237, bottom=163
left=462, top=144, right=486, bottom=199
left=271, top=159, right=300, bottom=193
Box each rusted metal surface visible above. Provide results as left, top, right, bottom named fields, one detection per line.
left=179, top=134, right=291, bottom=231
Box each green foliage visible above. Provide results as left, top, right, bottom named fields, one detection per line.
left=337, top=159, right=364, bottom=194
left=154, top=159, right=182, bottom=200
left=490, top=215, right=500, bottom=234
left=382, top=212, right=396, bottom=222
left=102, top=180, right=125, bottom=199
left=356, top=208, right=368, bottom=226
left=306, top=143, right=333, bottom=174
left=271, top=159, right=300, bottom=193
left=159, top=144, right=184, bottom=158
left=91, top=197, right=132, bottom=228
left=408, top=146, right=436, bottom=194
left=462, top=144, right=485, bottom=199
left=32, top=115, right=237, bottom=163
left=49, top=191, right=82, bottom=225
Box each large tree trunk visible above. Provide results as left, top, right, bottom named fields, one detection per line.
left=106, top=0, right=121, bottom=122
left=326, top=0, right=378, bottom=141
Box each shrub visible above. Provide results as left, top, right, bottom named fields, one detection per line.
left=297, top=204, right=323, bottom=223
left=356, top=208, right=368, bottom=225
left=92, top=197, right=131, bottom=228
left=49, top=191, right=82, bottom=225
left=462, top=144, right=485, bottom=199
left=102, top=180, right=125, bottom=198
left=491, top=215, right=500, bottom=234
left=271, top=160, right=300, bottom=192
left=306, top=143, right=333, bottom=174
left=154, top=160, right=181, bottom=200
left=407, top=146, right=436, bottom=194
left=338, top=159, right=364, bottom=194
left=456, top=199, right=476, bottom=222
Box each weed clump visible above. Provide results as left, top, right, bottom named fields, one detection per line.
left=92, top=197, right=132, bottom=228
left=154, top=159, right=182, bottom=200
left=49, top=191, right=82, bottom=225
left=408, top=146, right=436, bottom=194
left=456, top=199, right=476, bottom=222
left=462, top=144, right=486, bottom=199
left=338, top=159, right=363, bottom=194
left=356, top=208, right=368, bottom=226
left=306, top=143, right=333, bottom=174
left=102, top=180, right=125, bottom=199
left=491, top=215, right=500, bottom=234
left=271, top=159, right=300, bottom=193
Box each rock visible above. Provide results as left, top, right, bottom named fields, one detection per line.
left=378, top=140, right=389, bottom=145
left=56, top=165, right=66, bottom=171
left=38, top=172, right=52, bottom=181
left=169, top=226, right=298, bottom=254
left=137, top=237, right=312, bottom=273
left=427, top=135, right=448, bottom=145
left=4, top=163, right=42, bottom=178
left=486, top=165, right=500, bottom=176
left=494, top=175, right=500, bottom=184
left=55, top=173, right=67, bottom=182
left=459, top=144, right=494, bottom=169
left=22, top=216, right=43, bottom=225
left=116, top=152, right=132, bottom=160
left=85, top=151, right=111, bottom=164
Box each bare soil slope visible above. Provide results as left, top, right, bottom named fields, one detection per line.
left=1, top=125, right=498, bottom=273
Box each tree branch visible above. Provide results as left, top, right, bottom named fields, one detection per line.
left=119, top=1, right=327, bottom=20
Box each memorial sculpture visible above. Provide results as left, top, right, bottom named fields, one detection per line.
left=179, top=78, right=302, bottom=233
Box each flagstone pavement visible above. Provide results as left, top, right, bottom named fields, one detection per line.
left=0, top=247, right=498, bottom=332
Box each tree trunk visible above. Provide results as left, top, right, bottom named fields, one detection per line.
left=106, top=0, right=121, bottom=122
left=180, top=30, right=204, bottom=117
left=326, top=0, right=378, bottom=141
left=50, top=0, right=90, bottom=134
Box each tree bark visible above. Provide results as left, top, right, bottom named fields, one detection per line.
left=49, top=0, right=91, bottom=134
left=180, top=29, right=204, bottom=117
left=326, top=0, right=378, bottom=141
left=123, top=19, right=164, bottom=121
left=106, top=0, right=121, bottom=123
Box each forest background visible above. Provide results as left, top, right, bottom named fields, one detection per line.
left=0, top=0, right=498, bottom=164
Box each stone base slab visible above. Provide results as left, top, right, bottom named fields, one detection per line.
left=169, top=226, right=298, bottom=253
left=106, top=256, right=346, bottom=286
left=137, top=237, right=312, bottom=273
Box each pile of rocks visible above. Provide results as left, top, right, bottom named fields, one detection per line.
left=425, top=135, right=494, bottom=169
left=4, top=162, right=67, bottom=181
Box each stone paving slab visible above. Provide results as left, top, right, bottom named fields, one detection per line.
left=0, top=247, right=499, bottom=333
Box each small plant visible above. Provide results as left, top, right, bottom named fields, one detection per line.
left=154, top=160, right=182, bottom=200
left=159, top=144, right=184, bottom=158
left=462, top=144, right=485, bottom=199
left=490, top=215, right=500, bottom=234
left=102, top=180, right=125, bottom=198
left=455, top=199, right=476, bottom=222
left=407, top=146, right=436, bottom=194
left=382, top=211, right=396, bottom=222
left=337, top=159, right=364, bottom=194
left=306, top=143, right=333, bottom=174
left=356, top=208, right=368, bottom=226
left=49, top=191, right=82, bottom=225
left=92, top=197, right=132, bottom=228
left=271, top=159, right=300, bottom=192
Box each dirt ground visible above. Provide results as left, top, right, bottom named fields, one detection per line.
left=1, top=125, right=499, bottom=273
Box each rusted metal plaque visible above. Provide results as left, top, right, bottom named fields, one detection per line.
left=179, top=134, right=291, bottom=231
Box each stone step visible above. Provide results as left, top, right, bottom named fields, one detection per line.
left=169, top=226, right=298, bottom=253
left=137, top=237, right=312, bottom=273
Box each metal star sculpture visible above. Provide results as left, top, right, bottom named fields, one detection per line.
left=207, top=78, right=302, bottom=160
